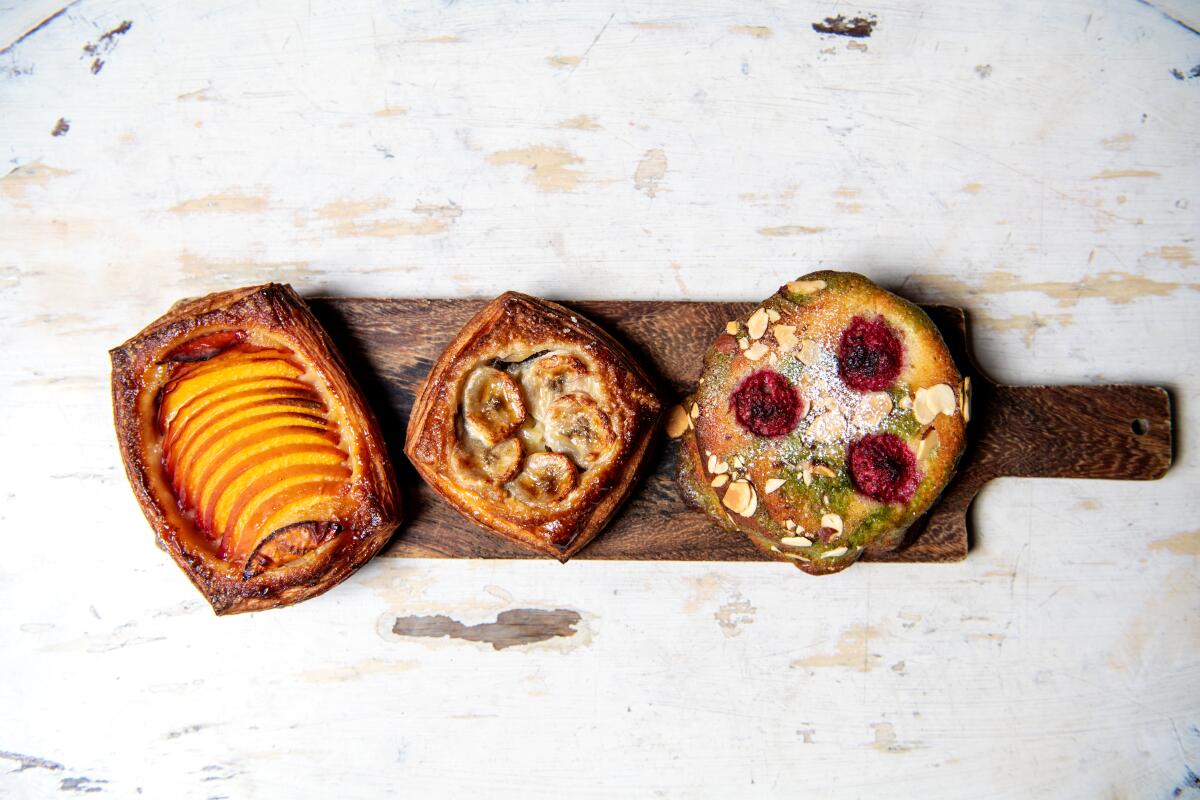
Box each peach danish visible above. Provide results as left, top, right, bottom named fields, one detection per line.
left=405, top=292, right=662, bottom=560
left=110, top=284, right=400, bottom=613
left=673, top=271, right=968, bottom=575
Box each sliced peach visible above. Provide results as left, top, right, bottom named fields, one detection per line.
left=162, top=330, right=246, bottom=363
left=218, top=462, right=352, bottom=540
left=221, top=480, right=347, bottom=561
left=160, top=357, right=305, bottom=426
left=243, top=520, right=343, bottom=578
left=166, top=396, right=326, bottom=474
left=186, top=428, right=342, bottom=514
left=162, top=377, right=314, bottom=443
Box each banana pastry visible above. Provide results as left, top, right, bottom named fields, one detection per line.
left=673, top=271, right=968, bottom=574
left=406, top=292, right=662, bottom=560
left=110, top=284, right=400, bottom=614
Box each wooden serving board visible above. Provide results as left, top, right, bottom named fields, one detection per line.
left=308, top=299, right=1173, bottom=563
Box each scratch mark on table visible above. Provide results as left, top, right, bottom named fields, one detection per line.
left=1132, top=0, right=1200, bottom=37
left=567, top=12, right=614, bottom=77
left=1090, top=169, right=1161, bottom=180
left=0, top=1, right=81, bottom=57
left=391, top=608, right=582, bottom=650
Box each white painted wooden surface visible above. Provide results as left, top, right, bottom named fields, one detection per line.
left=2, top=0, right=1198, bottom=796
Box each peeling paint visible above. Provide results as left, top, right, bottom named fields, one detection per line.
left=1150, top=245, right=1195, bottom=266
left=487, top=146, right=585, bottom=192
left=1, top=162, right=73, bottom=204
left=1148, top=529, right=1200, bottom=555
left=546, top=55, right=581, bottom=68
left=906, top=270, right=1198, bottom=308
left=1101, top=133, right=1136, bottom=151
left=758, top=225, right=826, bottom=236
left=977, top=311, right=1075, bottom=346
left=169, top=191, right=269, bottom=215
left=633, top=148, right=668, bottom=197
left=871, top=721, right=921, bottom=753
left=373, top=106, right=408, bottom=117
left=714, top=592, right=755, bottom=637
left=729, top=25, right=772, bottom=38
left=1089, top=169, right=1160, bottom=180
left=559, top=114, right=602, bottom=130
left=792, top=625, right=883, bottom=671
left=391, top=609, right=583, bottom=650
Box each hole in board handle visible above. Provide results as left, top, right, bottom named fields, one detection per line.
left=1131, top=418, right=1150, bottom=436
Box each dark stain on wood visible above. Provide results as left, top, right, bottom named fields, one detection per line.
left=308, top=298, right=1172, bottom=565
left=51, top=117, right=70, bottom=137
left=82, top=20, right=132, bottom=76
left=812, top=15, right=877, bottom=38
left=391, top=609, right=582, bottom=650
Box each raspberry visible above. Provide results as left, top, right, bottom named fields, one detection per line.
left=848, top=433, right=919, bottom=504
left=838, top=315, right=903, bottom=392
left=730, top=370, right=804, bottom=437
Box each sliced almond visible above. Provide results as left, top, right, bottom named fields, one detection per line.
left=707, top=454, right=718, bottom=473
left=738, top=337, right=749, bottom=351
left=732, top=455, right=745, bottom=469
left=797, top=339, right=821, bottom=366
left=962, top=376, right=972, bottom=423
left=773, top=324, right=798, bottom=351
left=747, top=308, right=769, bottom=340
left=899, top=394, right=913, bottom=410
left=916, top=427, right=941, bottom=462
left=766, top=309, right=781, bottom=323
left=820, top=546, right=849, bottom=559
left=786, top=278, right=827, bottom=296
left=820, top=513, right=843, bottom=536
left=784, top=519, right=796, bottom=530
left=808, top=410, right=846, bottom=444
left=721, top=479, right=753, bottom=515
left=768, top=351, right=779, bottom=366
left=713, top=459, right=730, bottom=475
left=763, top=477, right=786, bottom=494
left=811, top=464, right=837, bottom=479
left=725, top=321, right=740, bottom=335
left=913, top=383, right=957, bottom=425
left=710, top=473, right=729, bottom=488
left=780, top=536, right=813, bottom=548
left=690, top=402, right=700, bottom=419
left=665, top=405, right=690, bottom=438
left=801, top=463, right=813, bottom=486
left=743, top=484, right=758, bottom=516
left=851, top=391, right=893, bottom=428
left=744, top=342, right=770, bottom=361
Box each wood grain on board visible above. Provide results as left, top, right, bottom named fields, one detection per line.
left=309, top=298, right=1173, bottom=563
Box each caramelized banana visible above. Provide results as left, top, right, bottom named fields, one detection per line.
left=453, top=436, right=524, bottom=485
left=544, top=392, right=616, bottom=468
left=510, top=452, right=578, bottom=505
left=518, top=352, right=591, bottom=417
left=462, top=366, right=527, bottom=446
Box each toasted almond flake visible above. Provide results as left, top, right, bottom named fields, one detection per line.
left=820, top=546, right=849, bottom=559
left=725, top=321, right=740, bottom=335
left=772, top=324, right=798, bottom=351
left=777, top=550, right=812, bottom=562
left=764, top=477, right=786, bottom=494
left=743, top=487, right=758, bottom=516
left=766, top=309, right=781, bottom=322
left=747, top=308, right=769, bottom=340
left=811, top=464, right=837, bottom=479
left=797, top=339, right=820, bottom=366
left=768, top=351, right=779, bottom=366
left=784, top=519, right=796, bottom=530
left=780, top=536, right=813, bottom=548
left=917, top=428, right=941, bottom=461
left=786, top=278, right=827, bottom=295
left=710, top=474, right=729, bottom=488
left=962, top=376, right=972, bottom=423
left=744, top=342, right=770, bottom=361
left=914, top=383, right=957, bottom=424
left=851, top=391, right=893, bottom=428
left=821, top=513, right=843, bottom=535
left=822, top=494, right=830, bottom=507
left=738, top=336, right=749, bottom=350
left=899, top=394, right=913, bottom=410
left=706, top=454, right=718, bottom=473
left=808, top=410, right=846, bottom=444
left=713, top=460, right=730, bottom=474
left=665, top=405, right=690, bottom=438
left=721, top=479, right=754, bottom=515
left=802, top=463, right=813, bottom=486
left=732, top=456, right=744, bottom=469
left=690, top=402, right=700, bottom=419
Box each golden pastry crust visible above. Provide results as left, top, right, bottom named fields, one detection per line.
left=406, top=292, right=662, bottom=560
left=110, top=284, right=400, bottom=614
left=677, top=271, right=967, bottom=574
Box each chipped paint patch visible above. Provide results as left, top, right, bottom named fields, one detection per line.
left=170, top=191, right=269, bottom=215
left=977, top=311, right=1074, bottom=346
left=373, top=106, right=408, bottom=117
left=634, top=148, right=668, bottom=197
left=714, top=592, right=755, bottom=637
left=0, top=750, right=64, bottom=771
left=962, top=182, right=983, bottom=194
left=316, top=199, right=390, bottom=220
left=792, top=624, right=883, bottom=671
left=420, top=35, right=462, bottom=44
left=906, top=271, right=1197, bottom=308
left=836, top=201, right=863, bottom=213
left=974, top=64, right=993, bottom=78
left=302, top=658, right=419, bottom=683
left=1101, top=133, right=1135, bottom=151
left=559, top=114, right=601, bottom=130
left=833, top=186, right=860, bottom=198
left=684, top=572, right=723, bottom=613
left=546, top=55, right=581, bottom=68
left=178, top=252, right=313, bottom=284
left=390, top=609, right=583, bottom=650
left=487, top=146, right=585, bottom=192
left=1, top=162, right=73, bottom=204
left=812, top=15, right=877, bottom=38
left=310, top=199, right=460, bottom=237
left=730, top=25, right=772, bottom=38
left=871, top=722, right=921, bottom=753
left=629, top=21, right=683, bottom=30
left=758, top=225, right=826, bottom=237
left=1148, top=529, right=1200, bottom=555
left=1150, top=245, right=1195, bottom=266
left=1089, top=169, right=1160, bottom=180
left=1075, top=498, right=1101, bottom=510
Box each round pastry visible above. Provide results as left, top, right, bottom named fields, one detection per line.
left=673, top=270, right=968, bottom=574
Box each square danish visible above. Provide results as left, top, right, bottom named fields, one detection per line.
left=405, top=292, right=662, bottom=560
left=110, top=284, right=400, bottom=614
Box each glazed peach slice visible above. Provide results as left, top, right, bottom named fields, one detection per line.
left=158, top=350, right=305, bottom=426
left=224, top=480, right=348, bottom=564
left=203, top=445, right=348, bottom=532
left=162, top=379, right=315, bottom=449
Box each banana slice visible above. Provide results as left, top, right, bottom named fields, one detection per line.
left=510, top=452, right=578, bottom=505
left=516, top=352, right=592, bottom=419
left=462, top=366, right=527, bottom=446
left=544, top=392, right=616, bottom=468
left=453, top=437, right=524, bottom=485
